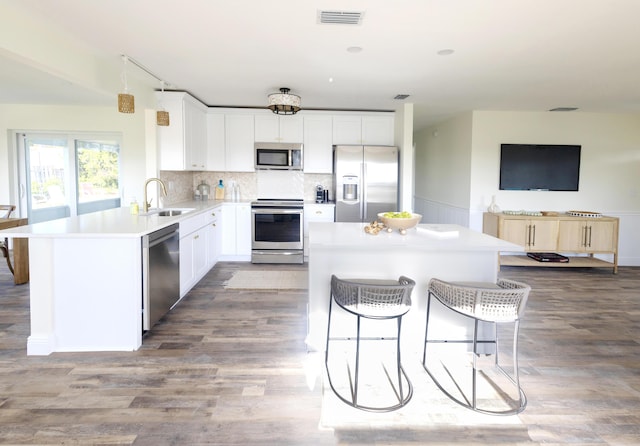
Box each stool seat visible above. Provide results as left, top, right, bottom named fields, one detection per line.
left=325, top=275, right=415, bottom=412
left=423, top=277, right=531, bottom=415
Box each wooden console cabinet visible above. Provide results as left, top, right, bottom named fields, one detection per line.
left=483, top=212, right=619, bottom=273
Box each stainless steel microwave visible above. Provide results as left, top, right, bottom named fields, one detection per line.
left=255, top=142, right=303, bottom=170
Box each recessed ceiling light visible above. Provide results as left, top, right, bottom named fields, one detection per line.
left=328, top=77, right=334, bottom=83
left=347, top=46, right=363, bottom=53
left=549, top=107, right=579, bottom=112
left=437, top=49, right=455, bottom=56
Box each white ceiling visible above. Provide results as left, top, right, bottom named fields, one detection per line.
left=2, top=0, right=640, bottom=130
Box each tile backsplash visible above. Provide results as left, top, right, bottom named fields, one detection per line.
left=160, top=170, right=333, bottom=204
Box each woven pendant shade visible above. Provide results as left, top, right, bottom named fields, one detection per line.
left=118, top=93, right=135, bottom=113
left=156, top=110, right=170, bottom=126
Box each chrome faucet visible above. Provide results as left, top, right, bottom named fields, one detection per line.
left=144, top=178, right=168, bottom=213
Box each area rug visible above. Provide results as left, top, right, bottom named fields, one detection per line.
left=224, top=270, right=308, bottom=290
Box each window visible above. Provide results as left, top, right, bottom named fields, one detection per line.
left=18, top=133, right=122, bottom=223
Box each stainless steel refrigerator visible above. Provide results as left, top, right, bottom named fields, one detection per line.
left=334, top=145, right=399, bottom=222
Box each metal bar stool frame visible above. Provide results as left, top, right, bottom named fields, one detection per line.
left=325, top=275, right=416, bottom=412
left=422, top=278, right=531, bottom=415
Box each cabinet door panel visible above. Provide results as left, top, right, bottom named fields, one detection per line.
left=559, top=220, right=615, bottom=252
left=557, top=220, right=585, bottom=251
left=254, top=115, right=279, bottom=142
left=362, top=115, right=394, bottom=145
left=225, top=115, right=255, bottom=172
left=332, top=115, right=362, bottom=144
left=587, top=221, right=615, bottom=251
left=502, top=218, right=558, bottom=250
left=236, top=205, right=252, bottom=256
left=529, top=219, right=559, bottom=251
left=501, top=219, right=528, bottom=246
left=303, top=115, right=333, bottom=173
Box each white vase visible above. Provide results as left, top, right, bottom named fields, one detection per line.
left=488, top=195, right=500, bottom=213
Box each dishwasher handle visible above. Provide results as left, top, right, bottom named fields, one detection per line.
left=147, top=223, right=179, bottom=247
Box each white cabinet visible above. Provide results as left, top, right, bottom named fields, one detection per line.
left=158, top=92, right=208, bottom=171
left=220, top=203, right=252, bottom=260
left=332, top=115, right=362, bottom=145
left=206, top=113, right=225, bottom=171
left=255, top=113, right=303, bottom=143
left=332, top=114, right=395, bottom=146
left=304, top=203, right=335, bottom=258
left=207, top=208, right=222, bottom=268
left=224, top=114, right=255, bottom=172
left=206, top=112, right=254, bottom=172
left=362, top=115, right=395, bottom=146
left=179, top=214, right=207, bottom=296
left=303, top=114, right=333, bottom=173
left=179, top=208, right=221, bottom=296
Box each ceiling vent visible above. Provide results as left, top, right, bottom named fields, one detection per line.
left=318, top=10, right=364, bottom=25
left=549, top=107, right=578, bottom=112
left=394, top=94, right=410, bottom=100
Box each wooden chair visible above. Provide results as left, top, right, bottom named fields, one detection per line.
left=0, top=205, right=17, bottom=275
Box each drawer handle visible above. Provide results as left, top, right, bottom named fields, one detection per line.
left=194, top=234, right=199, bottom=240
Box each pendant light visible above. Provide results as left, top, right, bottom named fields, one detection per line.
left=267, top=88, right=301, bottom=115
left=117, top=55, right=135, bottom=113
left=156, top=81, right=170, bottom=126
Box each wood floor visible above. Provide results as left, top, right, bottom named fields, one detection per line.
left=1, top=261, right=639, bottom=445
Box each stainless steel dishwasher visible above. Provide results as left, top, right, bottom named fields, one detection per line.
left=142, top=223, right=180, bottom=331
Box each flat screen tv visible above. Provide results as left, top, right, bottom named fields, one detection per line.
left=499, top=144, right=581, bottom=191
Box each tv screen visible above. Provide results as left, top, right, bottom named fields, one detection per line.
left=499, top=144, right=581, bottom=191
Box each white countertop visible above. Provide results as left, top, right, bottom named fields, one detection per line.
left=0, top=200, right=240, bottom=239
left=309, top=222, right=523, bottom=252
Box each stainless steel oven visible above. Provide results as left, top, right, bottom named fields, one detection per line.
left=251, top=199, right=304, bottom=264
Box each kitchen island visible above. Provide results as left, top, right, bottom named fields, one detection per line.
left=0, top=201, right=223, bottom=355
left=306, top=222, right=523, bottom=354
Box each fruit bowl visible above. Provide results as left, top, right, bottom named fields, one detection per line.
left=377, top=212, right=422, bottom=234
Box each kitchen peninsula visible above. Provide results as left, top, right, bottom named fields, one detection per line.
left=306, top=222, right=523, bottom=353
left=0, top=201, right=224, bottom=356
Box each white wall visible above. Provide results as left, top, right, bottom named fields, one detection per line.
left=413, top=112, right=473, bottom=226
left=414, top=110, right=640, bottom=266
left=0, top=104, right=151, bottom=215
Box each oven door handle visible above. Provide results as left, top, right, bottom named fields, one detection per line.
left=252, top=208, right=303, bottom=214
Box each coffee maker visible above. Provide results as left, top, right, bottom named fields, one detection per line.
left=315, top=185, right=329, bottom=203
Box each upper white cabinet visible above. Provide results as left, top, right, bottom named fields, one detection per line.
left=206, top=111, right=254, bottom=172
left=332, top=115, right=362, bottom=145
left=206, top=113, right=225, bottom=172
left=362, top=115, right=395, bottom=146
left=204, top=108, right=395, bottom=172
left=157, top=92, right=208, bottom=171
left=303, top=114, right=333, bottom=173
left=332, top=113, right=395, bottom=146
left=254, top=113, right=303, bottom=143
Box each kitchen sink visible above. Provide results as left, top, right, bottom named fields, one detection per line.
left=143, top=208, right=195, bottom=217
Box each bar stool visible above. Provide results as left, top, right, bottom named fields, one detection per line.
left=325, top=275, right=415, bottom=412
left=422, top=278, right=531, bottom=415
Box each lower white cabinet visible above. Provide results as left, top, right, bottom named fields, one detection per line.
left=220, top=203, right=252, bottom=260
left=179, top=208, right=221, bottom=296
left=304, top=203, right=335, bottom=258
left=207, top=208, right=222, bottom=268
